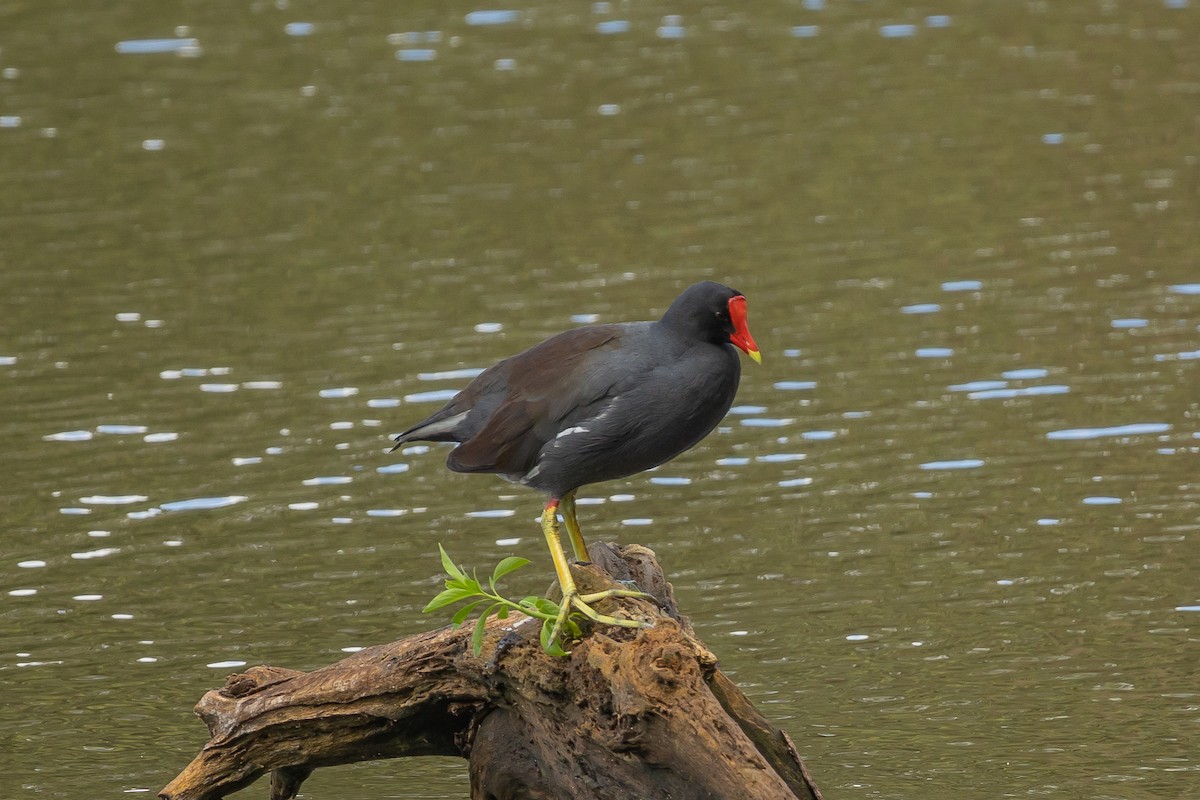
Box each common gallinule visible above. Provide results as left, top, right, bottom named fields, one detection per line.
left=391, top=281, right=761, bottom=641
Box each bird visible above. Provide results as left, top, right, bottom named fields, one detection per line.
left=390, top=281, right=761, bottom=642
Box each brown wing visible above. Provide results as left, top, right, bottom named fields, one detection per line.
left=446, top=325, right=622, bottom=475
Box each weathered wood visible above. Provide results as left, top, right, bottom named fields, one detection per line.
left=160, top=543, right=823, bottom=800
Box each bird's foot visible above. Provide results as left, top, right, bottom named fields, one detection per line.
left=547, top=588, right=654, bottom=646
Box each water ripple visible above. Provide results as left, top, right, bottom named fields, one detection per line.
left=115, top=38, right=199, bottom=55
left=160, top=496, right=249, bottom=511
left=44, top=430, right=93, bottom=442
left=1046, top=423, right=1170, bottom=440
left=465, top=10, right=520, bottom=26
left=71, top=547, right=120, bottom=560
left=756, top=453, right=806, bottom=463
left=1001, top=368, right=1050, bottom=379
left=920, top=459, right=985, bottom=470
left=1082, top=496, right=1123, bottom=505
left=319, top=387, right=359, bottom=398
left=740, top=418, right=794, bottom=428
left=417, top=368, right=485, bottom=381
left=969, top=385, right=1070, bottom=400
left=950, top=380, right=1007, bottom=392
left=729, top=405, right=767, bottom=414
left=80, top=495, right=148, bottom=505
left=97, top=424, right=148, bottom=435
left=404, top=389, right=458, bottom=403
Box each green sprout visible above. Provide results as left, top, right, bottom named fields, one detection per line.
left=424, top=544, right=581, bottom=657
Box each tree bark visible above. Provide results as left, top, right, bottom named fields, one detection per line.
left=160, top=543, right=824, bottom=800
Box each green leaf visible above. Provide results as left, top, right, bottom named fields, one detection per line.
left=472, top=604, right=500, bottom=656
left=423, top=586, right=476, bottom=613
left=489, top=556, right=531, bottom=591
left=438, top=543, right=466, bottom=582
left=540, top=620, right=569, bottom=657
left=451, top=600, right=485, bottom=626
left=528, top=597, right=562, bottom=616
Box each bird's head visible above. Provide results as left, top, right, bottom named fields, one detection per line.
left=663, top=281, right=762, bottom=364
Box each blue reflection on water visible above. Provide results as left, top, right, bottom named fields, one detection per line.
left=1001, top=368, right=1049, bottom=379
left=919, top=459, right=984, bottom=470
left=729, top=405, right=767, bottom=414
left=97, top=424, right=149, bottom=435
left=968, top=385, right=1069, bottom=399
left=941, top=279, right=982, bottom=291
left=418, top=368, right=485, bottom=381
left=596, top=20, right=631, bottom=34
left=465, top=10, right=520, bottom=26
left=756, top=453, right=806, bottom=463
left=404, top=389, right=459, bottom=403
left=44, top=430, right=93, bottom=442
left=115, top=38, right=198, bottom=54
left=1047, top=423, right=1170, bottom=440
left=779, top=477, right=813, bottom=488
left=160, top=496, right=248, bottom=511
left=1154, top=349, right=1200, bottom=361
left=949, top=380, right=1007, bottom=392
left=397, top=49, right=437, bottom=62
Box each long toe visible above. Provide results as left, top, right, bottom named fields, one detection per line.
left=568, top=593, right=653, bottom=629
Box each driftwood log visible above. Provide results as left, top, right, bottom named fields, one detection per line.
left=160, top=543, right=824, bottom=800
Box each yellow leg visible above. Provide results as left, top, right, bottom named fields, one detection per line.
left=560, top=490, right=589, bottom=562
left=541, top=499, right=652, bottom=645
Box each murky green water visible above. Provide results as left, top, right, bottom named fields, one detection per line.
left=2, top=2, right=1198, bottom=798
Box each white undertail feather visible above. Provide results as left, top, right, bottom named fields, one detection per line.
left=410, top=410, right=468, bottom=438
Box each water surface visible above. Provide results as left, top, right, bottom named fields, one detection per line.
left=2, top=2, right=1198, bottom=798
